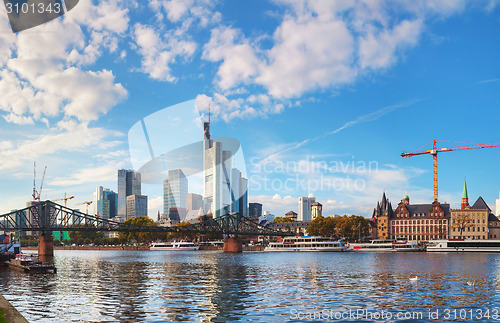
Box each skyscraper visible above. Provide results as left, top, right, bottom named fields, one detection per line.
left=95, top=186, right=118, bottom=219
left=126, top=195, right=148, bottom=218
left=249, top=203, right=262, bottom=220
left=298, top=195, right=315, bottom=221
left=239, top=177, right=248, bottom=217
left=203, top=121, right=232, bottom=218
left=231, top=168, right=241, bottom=214
left=163, top=169, right=188, bottom=215
left=186, top=193, right=203, bottom=212
left=118, top=169, right=141, bottom=217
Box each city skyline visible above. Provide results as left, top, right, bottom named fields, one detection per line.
left=0, top=2, right=500, bottom=218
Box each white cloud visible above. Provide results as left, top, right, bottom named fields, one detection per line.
left=203, top=26, right=262, bottom=91
left=49, top=163, right=123, bottom=186
left=133, top=23, right=196, bottom=82
left=3, top=113, right=34, bottom=125
left=0, top=120, right=124, bottom=170
left=148, top=196, right=163, bottom=218
left=359, top=19, right=423, bottom=70
left=200, top=0, right=484, bottom=115
left=37, top=68, right=127, bottom=121
left=257, top=16, right=356, bottom=98
left=150, top=0, right=221, bottom=27
left=0, top=0, right=130, bottom=124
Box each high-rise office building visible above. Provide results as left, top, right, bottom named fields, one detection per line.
left=118, top=169, right=141, bottom=217
left=239, top=177, right=248, bottom=217
left=163, top=169, right=188, bottom=216
left=126, top=195, right=148, bottom=218
left=231, top=168, right=241, bottom=214
left=95, top=186, right=118, bottom=219
left=186, top=193, right=203, bottom=212
left=249, top=203, right=262, bottom=220
left=203, top=121, right=232, bottom=218
left=298, top=195, right=315, bottom=221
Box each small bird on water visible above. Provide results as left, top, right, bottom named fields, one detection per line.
left=409, top=276, right=418, bottom=282
left=467, top=281, right=475, bottom=287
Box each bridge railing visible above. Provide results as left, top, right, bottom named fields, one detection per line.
left=0, top=201, right=293, bottom=236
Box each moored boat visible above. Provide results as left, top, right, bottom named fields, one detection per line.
left=0, top=234, right=21, bottom=262
left=347, top=239, right=421, bottom=252
left=8, top=254, right=57, bottom=273
left=150, top=241, right=199, bottom=251
left=264, top=236, right=346, bottom=252
left=426, top=239, right=500, bottom=252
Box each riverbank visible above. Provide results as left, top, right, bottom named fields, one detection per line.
left=22, top=245, right=266, bottom=251
left=0, top=294, right=28, bottom=323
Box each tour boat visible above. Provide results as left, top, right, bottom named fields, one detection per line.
left=347, top=239, right=422, bottom=252
left=264, top=236, right=346, bottom=252
left=426, top=239, right=500, bottom=252
left=150, top=241, right=199, bottom=251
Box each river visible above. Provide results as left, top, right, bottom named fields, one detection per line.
left=1, top=250, right=500, bottom=322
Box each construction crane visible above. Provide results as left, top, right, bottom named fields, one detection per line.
left=402, top=139, right=500, bottom=202
left=76, top=201, right=93, bottom=215
left=53, top=193, right=75, bottom=208
left=32, top=162, right=47, bottom=201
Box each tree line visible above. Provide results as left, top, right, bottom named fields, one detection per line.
left=307, top=215, right=371, bottom=240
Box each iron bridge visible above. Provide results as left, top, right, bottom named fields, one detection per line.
left=0, top=200, right=292, bottom=236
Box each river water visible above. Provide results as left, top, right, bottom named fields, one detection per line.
left=1, top=250, right=500, bottom=322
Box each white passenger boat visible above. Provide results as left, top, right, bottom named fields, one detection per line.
left=150, top=241, right=199, bottom=251
left=347, top=239, right=421, bottom=252
left=426, top=239, right=500, bottom=252
left=264, top=236, right=346, bottom=252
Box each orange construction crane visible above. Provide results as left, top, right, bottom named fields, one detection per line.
left=53, top=193, right=75, bottom=208
left=76, top=201, right=93, bottom=215
left=402, top=140, right=500, bottom=202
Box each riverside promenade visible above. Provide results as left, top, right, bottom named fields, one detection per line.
left=0, top=294, right=28, bottom=323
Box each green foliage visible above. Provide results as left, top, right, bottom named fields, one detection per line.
left=61, top=239, right=71, bottom=245
left=19, top=235, right=38, bottom=247
left=118, top=216, right=164, bottom=243
left=272, top=216, right=295, bottom=223
left=69, top=225, right=105, bottom=245
left=167, top=221, right=197, bottom=241
left=307, top=215, right=370, bottom=239
left=0, top=308, right=7, bottom=323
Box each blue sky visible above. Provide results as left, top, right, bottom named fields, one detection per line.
left=0, top=0, right=500, bottom=218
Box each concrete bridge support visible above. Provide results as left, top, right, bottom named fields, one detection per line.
left=38, top=233, right=54, bottom=257
left=223, top=236, right=243, bottom=253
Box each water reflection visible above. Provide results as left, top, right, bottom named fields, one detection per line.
left=2, top=251, right=500, bottom=322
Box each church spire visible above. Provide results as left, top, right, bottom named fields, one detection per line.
left=461, top=179, right=469, bottom=209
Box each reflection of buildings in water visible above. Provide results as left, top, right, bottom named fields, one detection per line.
left=87, top=260, right=150, bottom=321
left=151, top=253, right=250, bottom=321
left=203, top=256, right=250, bottom=321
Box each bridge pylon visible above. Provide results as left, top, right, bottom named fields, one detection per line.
left=223, top=236, right=243, bottom=253
left=38, top=232, right=54, bottom=257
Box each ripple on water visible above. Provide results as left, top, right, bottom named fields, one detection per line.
left=1, top=251, right=500, bottom=322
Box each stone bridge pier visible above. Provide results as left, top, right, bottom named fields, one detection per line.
left=38, top=232, right=54, bottom=257
left=223, top=236, right=243, bottom=253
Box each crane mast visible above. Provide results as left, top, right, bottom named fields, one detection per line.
left=402, top=139, right=500, bottom=202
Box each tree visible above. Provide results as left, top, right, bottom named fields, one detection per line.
left=452, top=214, right=474, bottom=238
left=118, top=216, right=162, bottom=243
left=69, top=225, right=105, bottom=245
left=308, top=215, right=370, bottom=240
left=307, top=216, right=326, bottom=236
left=272, top=217, right=295, bottom=223
left=168, top=222, right=197, bottom=241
